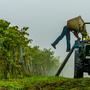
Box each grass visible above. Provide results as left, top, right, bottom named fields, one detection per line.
left=0, top=76, right=90, bottom=90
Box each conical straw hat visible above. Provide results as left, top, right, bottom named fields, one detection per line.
left=67, top=16, right=84, bottom=32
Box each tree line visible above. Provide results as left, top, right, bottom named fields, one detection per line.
left=0, top=19, right=60, bottom=79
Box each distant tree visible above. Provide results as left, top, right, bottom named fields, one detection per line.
left=30, top=46, right=60, bottom=76
left=0, top=19, right=60, bottom=79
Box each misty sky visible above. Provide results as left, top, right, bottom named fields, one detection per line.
left=0, top=0, right=90, bottom=77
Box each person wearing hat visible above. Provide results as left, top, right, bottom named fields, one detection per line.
left=51, top=16, right=86, bottom=52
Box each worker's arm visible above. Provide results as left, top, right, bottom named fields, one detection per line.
left=72, top=31, right=80, bottom=40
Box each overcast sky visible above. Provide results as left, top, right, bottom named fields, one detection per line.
left=0, top=0, right=90, bottom=77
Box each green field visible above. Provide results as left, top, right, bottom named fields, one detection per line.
left=0, top=76, right=90, bottom=90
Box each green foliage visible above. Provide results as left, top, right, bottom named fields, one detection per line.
left=30, top=47, right=60, bottom=76
left=0, top=19, right=60, bottom=79
left=0, top=19, right=31, bottom=79
left=0, top=77, right=90, bottom=90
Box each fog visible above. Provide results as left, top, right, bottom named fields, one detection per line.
left=0, top=0, right=90, bottom=77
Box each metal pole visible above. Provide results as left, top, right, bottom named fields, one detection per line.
left=84, top=22, right=90, bottom=24
left=55, top=44, right=75, bottom=76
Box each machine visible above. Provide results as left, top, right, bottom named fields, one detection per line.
left=55, top=22, right=90, bottom=78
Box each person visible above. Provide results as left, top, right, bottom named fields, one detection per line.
left=51, top=16, right=83, bottom=52
left=51, top=25, right=80, bottom=52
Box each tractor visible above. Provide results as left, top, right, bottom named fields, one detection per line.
left=74, top=35, right=90, bottom=78
left=55, top=17, right=90, bottom=78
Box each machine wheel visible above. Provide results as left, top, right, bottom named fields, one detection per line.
left=74, top=50, right=83, bottom=78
